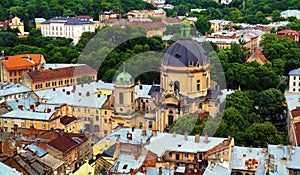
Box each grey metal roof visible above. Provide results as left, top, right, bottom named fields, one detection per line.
left=35, top=82, right=108, bottom=109
left=0, top=162, right=23, bottom=175
left=42, top=16, right=94, bottom=25
left=163, top=39, right=209, bottom=67
left=97, top=128, right=152, bottom=145
left=204, top=163, right=231, bottom=175
left=289, top=67, right=300, bottom=75
left=268, top=144, right=300, bottom=170
left=0, top=83, right=31, bottom=97
left=146, top=167, right=174, bottom=175
left=27, top=144, right=48, bottom=157
left=134, top=85, right=152, bottom=99
left=230, top=146, right=266, bottom=171
left=285, top=93, right=300, bottom=111
left=144, top=132, right=227, bottom=157
left=281, top=10, right=300, bottom=17
left=110, top=154, right=146, bottom=173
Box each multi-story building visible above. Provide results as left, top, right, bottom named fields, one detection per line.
left=127, top=9, right=166, bottom=20
left=145, top=132, right=234, bottom=174
left=0, top=82, right=36, bottom=103
left=21, top=64, right=97, bottom=91
left=0, top=98, right=71, bottom=132
left=277, top=29, right=299, bottom=41
left=41, top=16, right=95, bottom=44
left=47, top=133, right=91, bottom=172
left=0, top=54, right=46, bottom=83
left=288, top=68, right=300, bottom=93
left=9, top=16, right=25, bottom=35
left=100, top=11, right=121, bottom=21
left=281, top=10, right=300, bottom=20
left=34, top=18, right=46, bottom=29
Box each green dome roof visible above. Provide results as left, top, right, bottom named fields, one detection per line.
left=115, top=71, right=133, bottom=84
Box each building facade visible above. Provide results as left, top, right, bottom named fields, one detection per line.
left=41, top=16, right=95, bottom=44
left=0, top=54, right=46, bottom=83
left=21, top=64, right=97, bottom=91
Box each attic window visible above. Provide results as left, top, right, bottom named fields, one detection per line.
left=123, top=164, right=128, bottom=169
left=178, top=144, right=181, bottom=147
left=175, top=53, right=181, bottom=58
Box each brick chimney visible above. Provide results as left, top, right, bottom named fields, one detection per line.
left=184, top=133, right=188, bottom=140
left=30, top=125, right=35, bottom=135
left=13, top=124, right=18, bottom=136
left=141, top=130, right=146, bottom=136
left=195, top=134, right=200, bottom=143
left=205, top=134, right=208, bottom=144
left=152, top=130, right=157, bottom=137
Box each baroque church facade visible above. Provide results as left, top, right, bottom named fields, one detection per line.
left=102, top=23, right=221, bottom=135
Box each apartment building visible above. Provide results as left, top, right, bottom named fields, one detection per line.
left=41, top=16, right=95, bottom=44
left=0, top=54, right=46, bottom=83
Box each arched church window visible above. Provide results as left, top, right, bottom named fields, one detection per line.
left=119, top=93, right=124, bottom=104
left=197, top=80, right=200, bottom=91
left=174, top=81, right=180, bottom=93
left=206, top=77, right=209, bottom=88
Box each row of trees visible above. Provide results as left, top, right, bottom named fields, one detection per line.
left=171, top=89, right=287, bottom=147
left=0, top=28, right=79, bottom=63
left=0, top=0, right=155, bottom=31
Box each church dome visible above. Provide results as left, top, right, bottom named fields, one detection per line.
left=115, top=71, right=133, bottom=84
left=163, top=39, right=209, bottom=67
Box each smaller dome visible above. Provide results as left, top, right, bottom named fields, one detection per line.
left=115, top=71, right=133, bottom=84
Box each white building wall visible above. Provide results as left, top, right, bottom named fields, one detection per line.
left=41, top=22, right=95, bottom=44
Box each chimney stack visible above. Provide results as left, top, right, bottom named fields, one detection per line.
left=132, top=127, right=135, bottom=132
left=13, top=124, right=18, bottom=135
left=30, top=125, right=35, bottom=135
left=249, top=146, right=253, bottom=153
left=184, top=133, right=188, bottom=140
left=141, top=130, right=146, bottom=136
left=195, top=134, right=200, bottom=143
left=173, top=132, right=176, bottom=137
left=205, top=134, right=208, bottom=144
left=152, top=130, right=157, bottom=137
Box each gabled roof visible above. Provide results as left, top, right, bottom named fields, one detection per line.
left=248, top=49, right=271, bottom=64
left=2, top=54, right=43, bottom=71
left=60, top=115, right=78, bottom=125
left=26, top=64, right=97, bottom=83
left=47, top=133, right=88, bottom=154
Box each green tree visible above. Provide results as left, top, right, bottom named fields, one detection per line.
left=244, top=122, right=283, bottom=147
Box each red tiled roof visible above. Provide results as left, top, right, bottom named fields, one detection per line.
left=27, top=64, right=97, bottom=83
left=47, top=135, right=77, bottom=154
left=60, top=115, right=78, bottom=125
left=76, top=16, right=92, bottom=20
left=2, top=54, right=43, bottom=71
left=251, top=49, right=271, bottom=64
left=163, top=18, right=182, bottom=24
left=277, top=29, right=299, bottom=34
left=129, top=21, right=166, bottom=30
left=291, top=108, right=300, bottom=118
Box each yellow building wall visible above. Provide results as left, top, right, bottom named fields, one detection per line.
left=69, top=161, right=95, bottom=175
